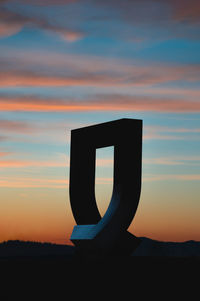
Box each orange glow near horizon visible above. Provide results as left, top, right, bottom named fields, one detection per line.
left=0, top=98, right=200, bottom=113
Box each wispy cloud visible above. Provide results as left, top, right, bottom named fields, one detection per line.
left=0, top=71, right=116, bottom=87
left=16, top=0, right=77, bottom=5
left=0, top=159, right=68, bottom=168
left=143, top=156, right=200, bottom=166
left=96, top=158, right=113, bottom=167
left=0, top=5, right=83, bottom=41
left=0, top=135, right=9, bottom=141
left=0, top=119, right=35, bottom=133
left=0, top=7, right=26, bottom=38
left=0, top=94, right=199, bottom=113
left=0, top=20, right=23, bottom=38
left=68, top=174, right=200, bottom=184
left=0, top=151, right=10, bottom=157
left=92, top=0, right=200, bottom=41
left=0, top=176, right=113, bottom=188
left=0, top=176, right=68, bottom=188
left=99, top=0, right=200, bottom=27
left=144, top=174, right=200, bottom=182
left=168, top=0, right=200, bottom=23
left=10, top=0, right=200, bottom=25
left=0, top=50, right=200, bottom=88
left=1, top=0, right=200, bottom=44
left=147, top=126, right=200, bottom=134
left=144, top=125, right=200, bottom=140
left=95, top=177, right=113, bottom=185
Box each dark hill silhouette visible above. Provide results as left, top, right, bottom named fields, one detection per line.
left=1, top=237, right=200, bottom=259
left=0, top=240, right=74, bottom=259
left=1, top=237, right=200, bottom=295
left=133, top=237, right=200, bottom=257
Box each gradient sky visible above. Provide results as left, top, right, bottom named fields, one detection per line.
left=0, top=0, right=200, bottom=245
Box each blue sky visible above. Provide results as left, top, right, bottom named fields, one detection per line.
left=0, top=0, right=199, bottom=244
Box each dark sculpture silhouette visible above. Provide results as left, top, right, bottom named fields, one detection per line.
left=69, top=118, right=142, bottom=256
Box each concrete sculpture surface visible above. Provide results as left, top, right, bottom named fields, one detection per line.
left=69, top=118, right=142, bottom=256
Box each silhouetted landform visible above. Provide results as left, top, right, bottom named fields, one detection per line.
left=133, top=237, right=200, bottom=257
left=1, top=238, right=200, bottom=293
left=0, top=240, right=74, bottom=260
left=1, top=237, right=200, bottom=260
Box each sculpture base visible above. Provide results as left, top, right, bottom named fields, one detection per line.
left=71, top=227, right=140, bottom=257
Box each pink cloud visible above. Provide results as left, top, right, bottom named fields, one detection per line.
left=168, top=0, right=200, bottom=22
left=0, top=94, right=199, bottom=113
left=0, top=21, right=23, bottom=38
left=96, top=158, right=113, bottom=167
left=0, top=71, right=115, bottom=87
left=0, top=51, right=199, bottom=88
left=0, top=176, right=68, bottom=188
left=0, top=176, right=113, bottom=188
left=144, top=125, right=200, bottom=140
left=146, top=125, right=200, bottom=133
left=0, top=119, right=35, bottom=133
left=17, top=0, right=77, bottom=5
left=54, top=29, right=84, bottom=42
left=0, top=159, right=67, bottom=168
left=0, top=151, right=10, bottom=157
left=95, top=177, right=113, bottom=185
left=144, top=174, right=200, bottom=182
left=143, top=133, right=185, bottom=141
left=0, top=136, right=8, bottom=141
left=143, top=156, right=200, bottom=166
left=0, top=6, right=83, bottom=41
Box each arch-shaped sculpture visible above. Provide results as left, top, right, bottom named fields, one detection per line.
left=69, top=118, right=142, bottom=255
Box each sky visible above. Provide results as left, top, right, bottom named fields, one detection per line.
left=0, top=0, right=200, bottom=245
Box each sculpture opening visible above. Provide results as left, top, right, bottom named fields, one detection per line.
left=95, top=146, right=114, bottom=217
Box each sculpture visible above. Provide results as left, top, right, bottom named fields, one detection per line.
left=69, top=118, right=142, bottom=256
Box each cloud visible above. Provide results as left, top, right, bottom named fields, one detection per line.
left=0, top=151, right=10, bottom=157
left=17, top=0, right=77, bottom=5
left=55, top=29, right=84, bottom=42
left=10, top=0, right=199, bottom=17
left=146, top=125, right=200, bottom=133
left=0, top=50, right=199, bottom=90
left=144, top=174, right=200, bottom=182
left=0, top=135, right=9, bottom=141
left=0, top=7, right=27, bottom=37
left=1, top=0, right=200, bottom=43
left=0, top=71, right=114, bottom=87
left=167, top=0, right=200, bottom=23
left=0, top=56, right=199, bottom=88
left=143, top=133, right=185, bottom=141
left=96, top=158, right=113, bottom=167
left=0, top=159, right=67, bottom=168
left=143, top=156, right=200, bottom=166
left=0, top=119, right=35, bottom=133
left=143, top=125, right=200, bottom=140
left=0, top=175, right=113, bottom=188
left=0, top=5, right=83, bottom=41
left=89, top=0, right=200, bottom=42
left=95, top=177, right=113, bottom=185
left=0, top=94, right=199, bottom=113
left=0, top=176, right=68, bottom=188
left=98, top=0, right=200, bottom=24
left=92, top=95, right=200, bottom=113
left=0, top=21, right=23, bottom=37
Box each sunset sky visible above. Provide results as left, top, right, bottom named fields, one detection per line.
left=0, top=0, right=200, bottom=245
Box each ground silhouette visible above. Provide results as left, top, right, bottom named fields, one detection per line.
left=1, top=237, right=200, bottom=260
left=1, top=237, right=199, bottom=298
